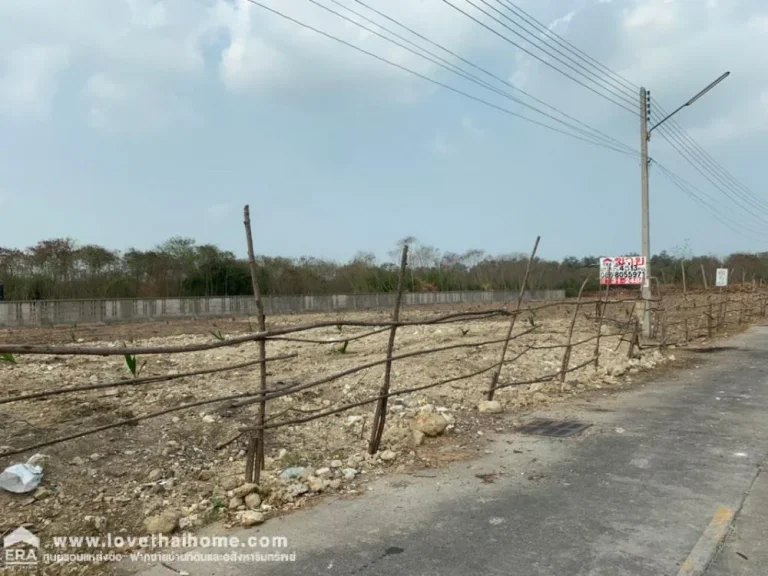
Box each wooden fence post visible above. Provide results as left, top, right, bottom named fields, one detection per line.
left=627, top=319, right=639, bottom=359
left=707, top=303, right=714, bottom=338
left=243, top=205, right=268, bottom=484
left=368, top=245, right=408, bottom=455
left=486, top=236, right=540, bottom=401
left=593, top=285, right=610, bottom=368
left=681, top=261, right=687, bottom=296
left=560, top=278, right=589, bottom=382
left=701, top=263, right=708, bottom=290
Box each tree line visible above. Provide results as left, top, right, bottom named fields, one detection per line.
left=0, top=237, right=764, bottom=301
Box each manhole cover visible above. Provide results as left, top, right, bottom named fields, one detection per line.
left=516, top=419, right=592, bottom=438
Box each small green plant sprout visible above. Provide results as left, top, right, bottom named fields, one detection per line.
left=459, top=327, right=470, bottom=337
left=211, top=494, right=226, bottom=510
left=211, top=330, right=225, bottom=341
left=0, top=353, right=16, bottom=364
left=336, top=323, right=343, bottom=334
left=123, top=353, right=146, bottom=378
left=331, top=340, right=350, bottom=355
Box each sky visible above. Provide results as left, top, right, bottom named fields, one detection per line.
left=0, top=0, right=767, bottom=265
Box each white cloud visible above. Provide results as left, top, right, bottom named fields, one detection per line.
left=0, top=44, right=70, bottom=118
left=623, top=0, right=678, bottom=30
left=461, top=116, right=484, bottom=141
left=216, top=0, right=288, bottom=92
left=0, top=0, right=489, bottom=120
left=85, top=74, right=128, bottom=102
left=687, top=89, right=768, bottom=144
left=207, top=0, right=483, bottom=94
left=748, top=14, right=768, bottom=32
left=83, top=73, right=200, bottom=133
left=509, top=52, right=532, bottom=88
left=549, top=10, right=577, bottom=32
left=429, top=134, right=451, bottom=157
left=207, top=203, right=231, bottom=219
left=606, top=0, right=768, bottom=143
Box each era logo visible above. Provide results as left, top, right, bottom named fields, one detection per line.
left=3, top=527, right=39, bottom=566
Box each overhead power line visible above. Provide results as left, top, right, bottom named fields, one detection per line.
left=653, top=113, right=768, bottom=212
left=242, top=0, right=640, bottom=156
left=436, top=0, right=639, bottom=116
left=493, top=0, right=639, bottom=97
left=319, top=0, right=638, bottom=155
left=472, top=0, right=639, bottom=110
left=654, top=125, right=768, bottom=226
left=490, top=0, right=768, bottom=233
left=655, top=162, right=768, bottom=241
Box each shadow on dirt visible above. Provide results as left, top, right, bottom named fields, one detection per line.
left=687, top=346, right=740, bottom=354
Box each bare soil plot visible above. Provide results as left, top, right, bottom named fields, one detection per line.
left=0, top=293, right=758, bottom=574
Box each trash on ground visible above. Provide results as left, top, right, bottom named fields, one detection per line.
left=0, top=454, right=48, bottom=494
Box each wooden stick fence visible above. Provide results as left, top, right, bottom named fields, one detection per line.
left=2, top=221, right=768, bottom=481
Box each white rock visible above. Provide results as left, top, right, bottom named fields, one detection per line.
left=411, top=430, right=426, bottom=447
left=478, top=400, right=503, bottom=414
left=307, top=476, right=327, bottom=492
left=342, top=468, right=358, bottom=481
left=143, top=510, right=179, bottom=534
left=244, top=493, right=262, bottom=509
left=411, top=413, right=448, bottom=437
left=379, top=450, right=397, bottom=462
left=236, top=510, right=265, bottom=527
left=178, top=515, right=200, bottom=530
left=232, top=483, right=260, bottom=498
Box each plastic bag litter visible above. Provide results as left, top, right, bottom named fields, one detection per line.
left=0, top=454, right=48, bottom=493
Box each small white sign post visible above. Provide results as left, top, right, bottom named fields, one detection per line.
left=715, top=268, right=729, bottom=288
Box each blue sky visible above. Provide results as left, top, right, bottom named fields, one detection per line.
left=1, top=0, right=767, bottom=264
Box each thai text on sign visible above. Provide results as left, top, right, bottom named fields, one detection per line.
left=599, top=257, right=647, bottom=285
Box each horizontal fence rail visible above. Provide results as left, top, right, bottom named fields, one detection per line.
left=0, top=290, right=566, bottom=328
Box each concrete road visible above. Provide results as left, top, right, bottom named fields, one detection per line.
left=132, top=327, right=768, bottom=576
left=707, top=455, right=768, bottom=575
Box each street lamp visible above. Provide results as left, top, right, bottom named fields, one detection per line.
left=639, top=71, right=730, bottom=338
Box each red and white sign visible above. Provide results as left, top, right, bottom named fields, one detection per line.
left=599, top=257, right=647, bottom=285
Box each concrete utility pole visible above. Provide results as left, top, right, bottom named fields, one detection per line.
left=640, top=88, right=651, bottom=337
left=639, top=71, right=730, bottom=338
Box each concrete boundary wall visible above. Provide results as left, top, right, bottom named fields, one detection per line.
left=0, top=290, right=565, bottom=328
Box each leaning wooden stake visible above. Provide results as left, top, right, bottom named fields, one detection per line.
left=560, top=277, right=589, bottom=381
left=627, top=319, right=639, bottom=359
left=700, top=263, right=708, bottom=290
left=243, top=205, right=268, bottom=484
left=593, top=284, right=610, bottom=368
left=368, top=245, right=408, bottom=455
left=486, top=236, right=540, bottom=401
left=681, top=261, right=687, bottom=296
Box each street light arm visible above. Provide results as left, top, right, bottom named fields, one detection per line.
left=648, top=71, right=730, bottom=135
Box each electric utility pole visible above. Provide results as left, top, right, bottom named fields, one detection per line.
left=640, top=88, right=651, bottom=337
left=639, top=71, right=730, bottom=339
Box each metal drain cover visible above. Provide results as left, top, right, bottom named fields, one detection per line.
left=517, top=419, right=592, bottom=438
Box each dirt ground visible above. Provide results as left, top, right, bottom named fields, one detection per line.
left=0, top=294, right=759, bottom=574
